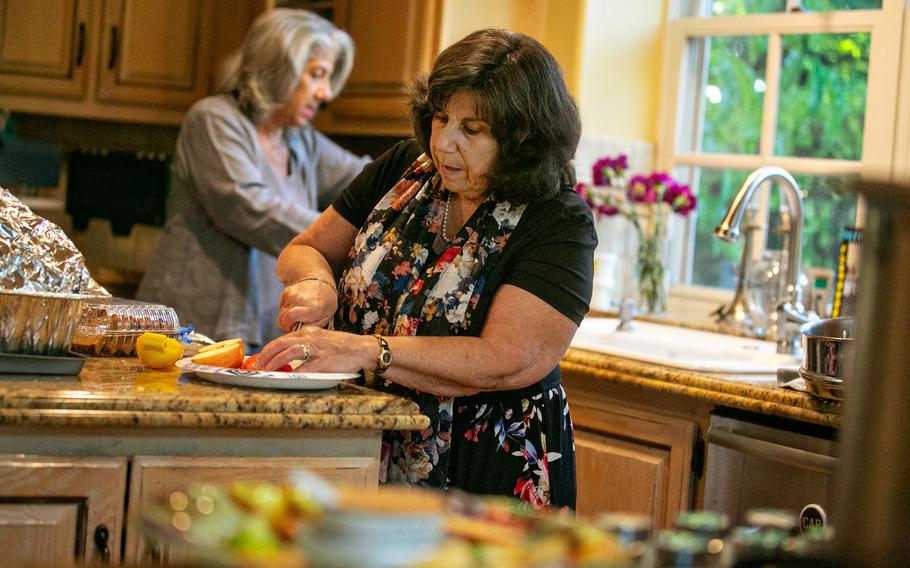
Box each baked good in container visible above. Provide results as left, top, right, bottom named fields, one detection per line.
left=70, top=298, right=180, bottom=357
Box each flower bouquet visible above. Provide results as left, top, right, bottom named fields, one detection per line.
left=576, top=155, right=697, bottom=314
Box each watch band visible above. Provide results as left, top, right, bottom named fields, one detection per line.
left=374, top=334, right=392, bottom=375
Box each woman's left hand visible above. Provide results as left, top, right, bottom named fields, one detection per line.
left=256, top=326, right=372, bottom=373
left=276, top=279, right=338, bottom=331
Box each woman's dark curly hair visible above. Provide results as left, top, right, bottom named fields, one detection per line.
left=407, top=29, right=580, bottom=203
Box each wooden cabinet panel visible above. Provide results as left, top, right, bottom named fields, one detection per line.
left=0, top=0, right=91, bottom=97
left=96, top=0, right=215, bottom=108
left=0, top=455, right=128, bottom=566
left=0, top=503, right=81, bottom=567
left=568, top=399, right=697, bottom=529
left=125, top=455, right=379, bottom=565
left=575, top=427, right=669, bottom=520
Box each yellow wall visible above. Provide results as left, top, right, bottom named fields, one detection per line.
left=438, top=0, right=667, bottom=143
left=578, top=1, right=667, bottom=142
left=438, top=0, right=584, bottom=96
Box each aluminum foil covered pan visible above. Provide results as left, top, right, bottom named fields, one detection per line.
left=0, top=187, right=108, bottom=295
left=0, top=289, right=103, bottom=356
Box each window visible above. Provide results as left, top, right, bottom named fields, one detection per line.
left=657, top=0, right=904, bottom=302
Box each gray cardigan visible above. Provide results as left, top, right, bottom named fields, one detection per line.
left=137, top=95, right=368, bottom=348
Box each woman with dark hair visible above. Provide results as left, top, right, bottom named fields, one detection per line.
left=137, top=9, right=368, bottom=350
left=257, top=29, right=596, bottom=509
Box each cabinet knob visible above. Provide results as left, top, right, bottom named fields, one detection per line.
left=93, top=524, right=111, bottom=563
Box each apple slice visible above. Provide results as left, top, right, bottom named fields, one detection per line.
left=198, top=338, right=244, bottom=354
left=191, top=340, right=244, bottom=368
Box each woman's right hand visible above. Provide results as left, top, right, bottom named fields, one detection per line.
left=276, top=278, right=338, bottom=330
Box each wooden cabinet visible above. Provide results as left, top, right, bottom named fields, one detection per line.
left=562, top=366, right=709, bottom=531
left=321, top=0, right=441, bottom=135
left=0, top=423, right=384, bottom=566
left=95, top=0, right=215, bottom=108
left=0, top=0, right=238, bottom=125
left=572, top=402, right=697, bottom=529
left=0, top=0, right=91, bottom=98
left=0, top=455, right=128, bottom=567
left=124, top=455, right=378, bottom=565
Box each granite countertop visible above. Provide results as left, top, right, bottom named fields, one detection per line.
left=562, top=347, right=841, bottom=428
left=0, top=357, right=429, bottom=431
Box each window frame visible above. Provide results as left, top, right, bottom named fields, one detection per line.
left=656, top=0, right=906, bottom=294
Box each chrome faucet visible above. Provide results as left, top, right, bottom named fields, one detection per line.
left=615, top=297, right=636, bottom=332
left=714, top=166, right=815, bottom=354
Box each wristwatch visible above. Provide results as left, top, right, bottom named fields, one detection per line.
left=373, top=334, right=392, bottom=375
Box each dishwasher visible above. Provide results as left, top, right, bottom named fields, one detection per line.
left=703, top=409, right=839, bottom=532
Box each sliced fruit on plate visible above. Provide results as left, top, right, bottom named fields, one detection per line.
left=191, top=338, right=245, bottom=368
left=240, top=353, right=294, bottom=372
left=198, top=338, right=244, bottom=354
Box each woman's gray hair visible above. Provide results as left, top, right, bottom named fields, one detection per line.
left=219, top=9, right=354, bottom=124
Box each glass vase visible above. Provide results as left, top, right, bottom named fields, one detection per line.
left=635, top=233, right=667, bottom=315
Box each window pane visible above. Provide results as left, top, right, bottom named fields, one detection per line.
left=792, top=173, right=858, bottom=273
left=696, top=36, right=767, bottom=154
left=688, top=168, right=858, bottom=290
left=688, top=168, right=755, bottom=289
left=801, top=0, right=882, bottom=10
left=776, top=33, right=869, bottom=159
left=678, top=0, right=882, bottom=16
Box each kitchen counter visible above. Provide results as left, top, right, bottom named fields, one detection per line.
left=0, top=357, right=430, bottom=564
left=0, top=357, right=429, bottom=430
left=562, top=347, right=840, bottom=428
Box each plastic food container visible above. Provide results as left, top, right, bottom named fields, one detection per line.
left=70, top=298, right=180, bottom=357
left=0, top=289, right=104, bottom=356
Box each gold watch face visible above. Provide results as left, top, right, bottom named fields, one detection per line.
left=379, top=350, right=392, bottom=367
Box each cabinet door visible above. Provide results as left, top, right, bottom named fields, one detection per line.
left=314, top=0, right=441, bottom=135
left=0, top=0, right=91, bottom=98
left=0, top=455, right=128, bottom=567
left=571, top=403, right=696, bottom=529
left=96, top=0, right=214, bottom=108
left=125, top=455, right=379, bottom=565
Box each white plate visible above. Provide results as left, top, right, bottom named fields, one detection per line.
left=175, top=358, right=357, bottom=390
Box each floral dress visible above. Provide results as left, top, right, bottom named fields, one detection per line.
left=334, top=148, right=589, bottom=509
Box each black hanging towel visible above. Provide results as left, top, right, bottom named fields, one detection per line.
left=66, top=150, right=170, bottom=236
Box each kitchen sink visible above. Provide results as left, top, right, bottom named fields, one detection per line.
left=571, top=317, right=800, bottom=374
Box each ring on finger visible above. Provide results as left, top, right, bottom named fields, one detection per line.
left=298, top=343, right=310, bottom=365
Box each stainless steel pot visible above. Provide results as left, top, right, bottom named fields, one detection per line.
left=798, top=317, right=854, bottom=400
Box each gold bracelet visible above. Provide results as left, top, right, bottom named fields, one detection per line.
left=287, top=275, right=337, bottom=293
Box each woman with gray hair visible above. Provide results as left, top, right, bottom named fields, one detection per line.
left=138, top=9, right=369, bottom=350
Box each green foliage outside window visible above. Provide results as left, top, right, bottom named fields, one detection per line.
left=689, top=0, right=871, bottom=289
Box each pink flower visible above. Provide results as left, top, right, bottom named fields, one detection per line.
left=627, top=174, right=657, bottom=203
left=592, top=154, right=628, bottom=186
left=663, top=183, right=697, bottom=216
left=648, top=172, right=675, bottom=194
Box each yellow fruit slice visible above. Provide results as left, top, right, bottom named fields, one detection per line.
left=136, top=332, right=185, bottom=370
